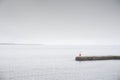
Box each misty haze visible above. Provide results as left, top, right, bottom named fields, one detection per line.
left=0, top=0, right=120, bottom=80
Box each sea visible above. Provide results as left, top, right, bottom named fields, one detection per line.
left=0, top=45, right=120, bottom=80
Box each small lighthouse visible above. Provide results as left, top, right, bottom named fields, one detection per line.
left=79, top=51, right=82, bottom=57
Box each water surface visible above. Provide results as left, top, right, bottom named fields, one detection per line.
left=0, top=45, right=120, bottom=80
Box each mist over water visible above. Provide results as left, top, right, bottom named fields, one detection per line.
left=0, top=45, right=120, bottom=80
left=0, top=0, right=120, bottom=79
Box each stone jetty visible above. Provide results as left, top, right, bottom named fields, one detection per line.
left=75, top=56, right=120, bottom=61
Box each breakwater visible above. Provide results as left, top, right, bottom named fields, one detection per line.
left=75, top=56, right=120, bottom=61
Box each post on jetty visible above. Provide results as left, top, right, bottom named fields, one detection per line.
left=75, top=55, right=120, bottom=61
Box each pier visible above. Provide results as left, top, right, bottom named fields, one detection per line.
left=75, top=56, right=120, bottom=61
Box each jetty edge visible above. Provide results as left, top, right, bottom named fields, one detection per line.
left=75, top=56, right=120, bottom=61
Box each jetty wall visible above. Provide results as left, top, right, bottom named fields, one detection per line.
left=75, top=56, right=120, bottom=61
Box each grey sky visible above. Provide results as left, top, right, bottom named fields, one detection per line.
left=0, top=0, right=120, bottom=45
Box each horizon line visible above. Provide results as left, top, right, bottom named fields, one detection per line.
left=0, top=43, right=120, bottom=46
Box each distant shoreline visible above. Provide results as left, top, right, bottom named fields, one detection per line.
left=0, top=43, right=43, bottom=45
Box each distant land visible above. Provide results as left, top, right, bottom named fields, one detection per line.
left=0, top=43, right=43, bottom=45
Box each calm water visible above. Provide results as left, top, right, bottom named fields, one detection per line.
left=0, top=45, right=120, bottom=80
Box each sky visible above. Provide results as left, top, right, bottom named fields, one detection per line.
left=0, top=0, right=120, bottom=45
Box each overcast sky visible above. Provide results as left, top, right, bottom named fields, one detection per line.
left=0, top=0, right=120, bottom=45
